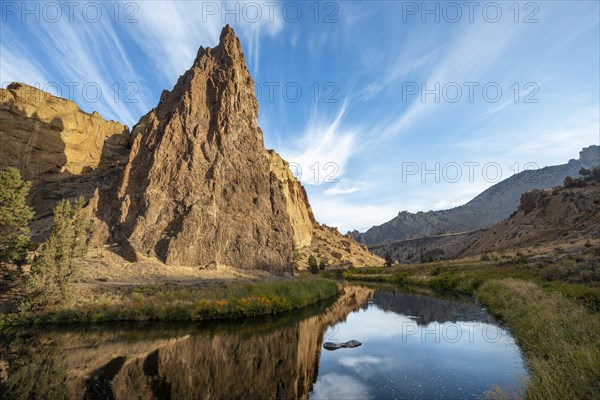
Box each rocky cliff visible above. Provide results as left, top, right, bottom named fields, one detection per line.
left=464, top=183, right=600, bottom=254
left=0, top=26, right=381, bottom=272
left=265, top=149, right=315, bottom=249
left=0, top=82, right=131, bottom=240
left=109, top=26, right=295, bottom=272
left=0, top=82, right=130, bottom=182
left=266, top=150, right=383, bottom=268
left=351, top=145, right=600, bottom=246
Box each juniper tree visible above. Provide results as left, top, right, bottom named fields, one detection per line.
left=308, top=254, right=319, bottom=274
left=24, top=196, right=89, bottom=310
left=0, top=167, right=34, bottom=270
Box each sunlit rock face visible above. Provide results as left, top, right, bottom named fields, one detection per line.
left=266, top=150, right=384, bottom=269
left=0, top=82, right=131, bottom=241
left=0, top=25, right=382, bottom=270
left=0, top=286, right=374, bottom=400
left=0, top=82, right=130, bottom=182
left=110, top=26, right=294, bottom=272
left=466, top=183, right=600, bottom=254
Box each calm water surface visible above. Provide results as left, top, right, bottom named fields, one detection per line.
left=0, top=285, right=527, bottom=399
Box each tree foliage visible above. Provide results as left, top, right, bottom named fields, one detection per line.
left=0, top=167, right=34, bottom=269
left=308, top=254, right=319, bottom=274
left=319, top=258, right=327, bottom=271
left=23, top=197, right=89, bottom=310
left=384, top=250, right=394, bottom=267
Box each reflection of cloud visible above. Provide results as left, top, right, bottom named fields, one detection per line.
left=338, top=355, right=380, bottom=369
left=338, top=355, right=395, bottom=376
left=335, top=307, right=412, bottom=340
left=310, top=373, right=370, bottom=400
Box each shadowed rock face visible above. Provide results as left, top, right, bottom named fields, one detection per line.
left=0, top=286, right=374, bottom=400
left=111, top=26, right=294, bottom=272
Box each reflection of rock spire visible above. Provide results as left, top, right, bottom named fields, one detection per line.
left=1, top=286, right=374, bottom=400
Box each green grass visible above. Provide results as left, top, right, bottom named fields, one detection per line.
left=477, top=279, right=600, bottom=399
left=344, top=259, right=600, bottom=399
left=0, top=277, right=339, bottom=326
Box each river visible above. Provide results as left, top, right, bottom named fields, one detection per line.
left=0, top=284, right=527, bottom=399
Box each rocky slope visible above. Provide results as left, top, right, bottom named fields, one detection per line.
left=369, top=229, right=485, bottom=264
left=266, top=150, right=382, bottom=268
left=351, top=145, right=600, bottom=246
left=0, top=25, right=381, bottom=272
left=464, top=183, right=600, bottom=254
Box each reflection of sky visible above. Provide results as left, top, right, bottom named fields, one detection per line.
left=310, top=297, right=528, bottom=400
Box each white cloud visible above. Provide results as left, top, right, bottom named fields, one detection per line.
left=0, top=43, right=50, bottom=86
left=279, top=100, right=358, bottom=186
left=307, top=197, right=405, bottom=233
left=323, top=185, right=362, bottom=196
left=128, top=2, right=283, bottom=81
left=2, top=4, right=151, bottom=126
left=377, top=21, right=523, bottom=138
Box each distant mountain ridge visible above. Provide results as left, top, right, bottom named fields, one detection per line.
left=464, top=182, right=600, bottom=254
left=350, top=145, right=600, bottom=246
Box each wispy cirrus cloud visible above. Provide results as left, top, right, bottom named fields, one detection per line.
left=278, top=99, right=358, bottom=186
left=2, top=3, right=150, bottom=126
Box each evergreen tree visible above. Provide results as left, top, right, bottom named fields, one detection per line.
left=318, top=258, right=326, bottom=271
left=384, top=250, right=393, bottom=267
left=0, top=167, right=34, bottom=270
left=23, top=196, right=89, bottom=310
left=308, top=254, right=319, bottom=274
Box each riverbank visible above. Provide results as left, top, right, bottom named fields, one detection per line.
left=0, top=277, right=339, bottom=326
left=343, top=260, right=600, bottom=399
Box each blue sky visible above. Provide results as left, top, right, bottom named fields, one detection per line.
left=2, top=1, right=599, bottom=232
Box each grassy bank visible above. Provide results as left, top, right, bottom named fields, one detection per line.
left=0, top=277, right=338, bottom=326
left=344, top=261, right=600, bottom=399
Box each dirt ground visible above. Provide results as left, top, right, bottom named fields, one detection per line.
left=81, top=247, right=282, bottom=287
left=0, top=247, right=284, bottom=313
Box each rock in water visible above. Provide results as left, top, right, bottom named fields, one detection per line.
left=343, top=340, right=362, bottom=348
left=323, top=340, right=362, bottom=351
left=111, top=25, right=294, bottom=273
left=323, top=342, right=343, bottom=351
